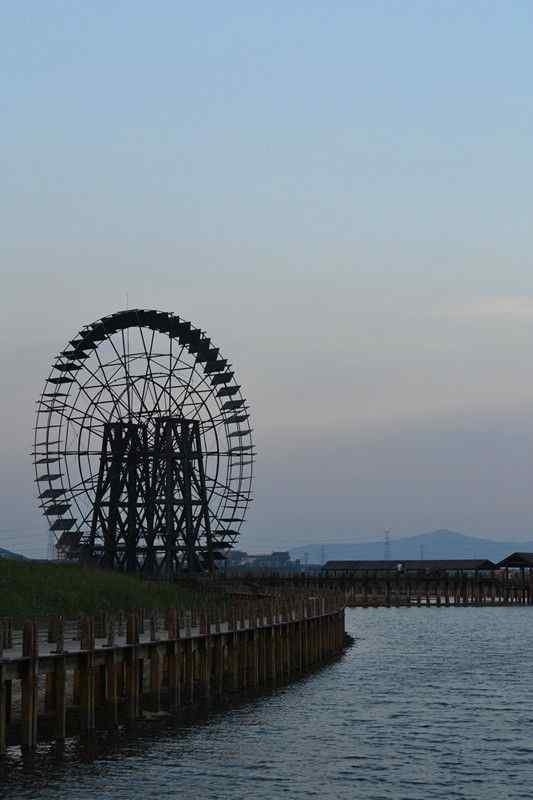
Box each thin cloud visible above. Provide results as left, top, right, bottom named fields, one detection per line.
left=442, top=296, right=533, bottom=320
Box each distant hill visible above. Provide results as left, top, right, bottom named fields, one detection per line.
left=289, top=530, right=533, bottom=565
left=0, top=547, right=26, bottom=560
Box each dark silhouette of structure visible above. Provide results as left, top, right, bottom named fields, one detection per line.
left=89, top=417, right=212, bottom=574
left=34, top=309, right=255, bottom=575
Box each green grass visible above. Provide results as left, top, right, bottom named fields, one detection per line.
left=0, top=559, right=218, bottom=618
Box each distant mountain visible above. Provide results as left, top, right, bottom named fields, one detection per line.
left=289, top=530, right=533, bottom=565
left=0, top=547, right=26, bottom=560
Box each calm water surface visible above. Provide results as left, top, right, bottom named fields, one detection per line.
left=3, top=608, right=532, bottom=799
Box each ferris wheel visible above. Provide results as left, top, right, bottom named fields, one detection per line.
left=33, top=309, right=254, bottom=574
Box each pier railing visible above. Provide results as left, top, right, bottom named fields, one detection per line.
left=236, top=574, right=533, bottom=607
left=0, top=592, right=346, bottom=756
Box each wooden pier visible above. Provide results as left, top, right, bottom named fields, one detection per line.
left=342, top=574, right=532, bottom=607
left=249, top=574, right=533, bottom=607
left=0, top=594, right=345, bottom=755
left=342, top=579, right=532, bottom=607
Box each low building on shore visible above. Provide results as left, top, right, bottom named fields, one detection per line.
left=322, top=559, right=497, bottom=578
left=497, top=552, right=533, bottom=573
left=224, top=549, right=303, bottom=574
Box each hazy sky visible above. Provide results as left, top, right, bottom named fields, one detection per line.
left=2, top=2, right=533, bottom=556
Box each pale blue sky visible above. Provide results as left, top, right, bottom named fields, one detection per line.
left=2, top=2, right=533, bottom=555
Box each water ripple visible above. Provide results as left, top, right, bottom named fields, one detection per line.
left=2, top=607, right=532, bottom=800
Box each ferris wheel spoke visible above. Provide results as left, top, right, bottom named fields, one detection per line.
left=129, top=338, right=188, bottom=422
left=168, top=333, right=172, bottom=416
left=57, top=450, right=102, bottom=456
left=198, top=414, right=223, bottom=427
left=99, top=330, right=139, bottom=418
left=197, top=414, right=237, bottom=432
left=72, top=361, right=126, bottom=423
left=202, top=448, right=254, bottom=459
left=65, top=469, right=100, bottom=495
left=138, top=326, right=159, bottom=417
left=79, top=351, right=133, bottom=422
left=206, top=481, right=251, bottom=512
left=186, top=383, right=221, bottom=422
left=88, top=357, right=128, bottom=400
left=173, top=353, right=221, bottom=413
left=121, top=327, right=132, bottom=418
left=78, top=358, right=128, bottom=406
left=76, top=500, right=102, bottom=531
left=167, top=336, right=191, bottom=411
left=205, top=486, right=248, bottom=507
left=38, top=399, right=106, bottom=437
left=204, top=473, right=252, bottom=500
left=41, top=377, right=110, bottom=428
left=175, top=357, right=202, bottom=412
left=161, top=336, right=188, bottom=414
left=104, top=329, right=154, bottom=421
left=149, top=346, right=188, bottom=415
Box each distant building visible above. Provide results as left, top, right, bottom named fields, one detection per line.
left=263, top=551, right=292, bottom=568
left=497, top=552, right=533, bottom=571
left=55, top=532, right=81, bottom=561
left=224, top=549, right=249, bottom=566
left=322, top=559, right=496, bottom=577
left=224, top=549, right=302, bottom=574
left=245, top=551, right=291, bottom=569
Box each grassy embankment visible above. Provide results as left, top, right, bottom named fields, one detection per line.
left=0, top=559, right=221, bottom=618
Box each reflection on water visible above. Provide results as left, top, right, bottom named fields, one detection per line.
left=2, top=608, right=532, bottom=800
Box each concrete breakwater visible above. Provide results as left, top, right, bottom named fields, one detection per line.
left=0, top=593, right=345, bottom=756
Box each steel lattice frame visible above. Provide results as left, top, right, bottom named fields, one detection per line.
left=33, top=309, right=254, bottom=573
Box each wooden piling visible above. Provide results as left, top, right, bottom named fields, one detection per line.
left=149, top=647, right=162, bottom=712
left=184, top=638, right=195, bottom=705
left=125, top=612, right=139, bottom=722
left=20, top=621, right=39, bottom=752
left=0, top=666, right=6, bottom=757
left=79, top=616, right=96, bottom=736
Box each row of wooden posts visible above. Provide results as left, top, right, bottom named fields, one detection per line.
left=248, top=575, right=533, bottom=606
left=342, top=577, right=533, bottom=607
left=0, top=594, right=346, bottom=755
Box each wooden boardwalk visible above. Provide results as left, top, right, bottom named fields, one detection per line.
left=245, top=574, right=533, bottom=607
left=343, top=576, right=533, bottom=607
left=0, top=594, right=345, bottom=756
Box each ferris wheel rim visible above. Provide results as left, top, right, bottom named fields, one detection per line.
left=34, top=308, right=255, bottom=562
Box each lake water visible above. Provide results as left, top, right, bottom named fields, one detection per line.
left=3, top=607, right=532, bottom=799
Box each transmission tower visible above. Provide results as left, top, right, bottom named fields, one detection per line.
left=384, top=529, right=391, bottom=560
